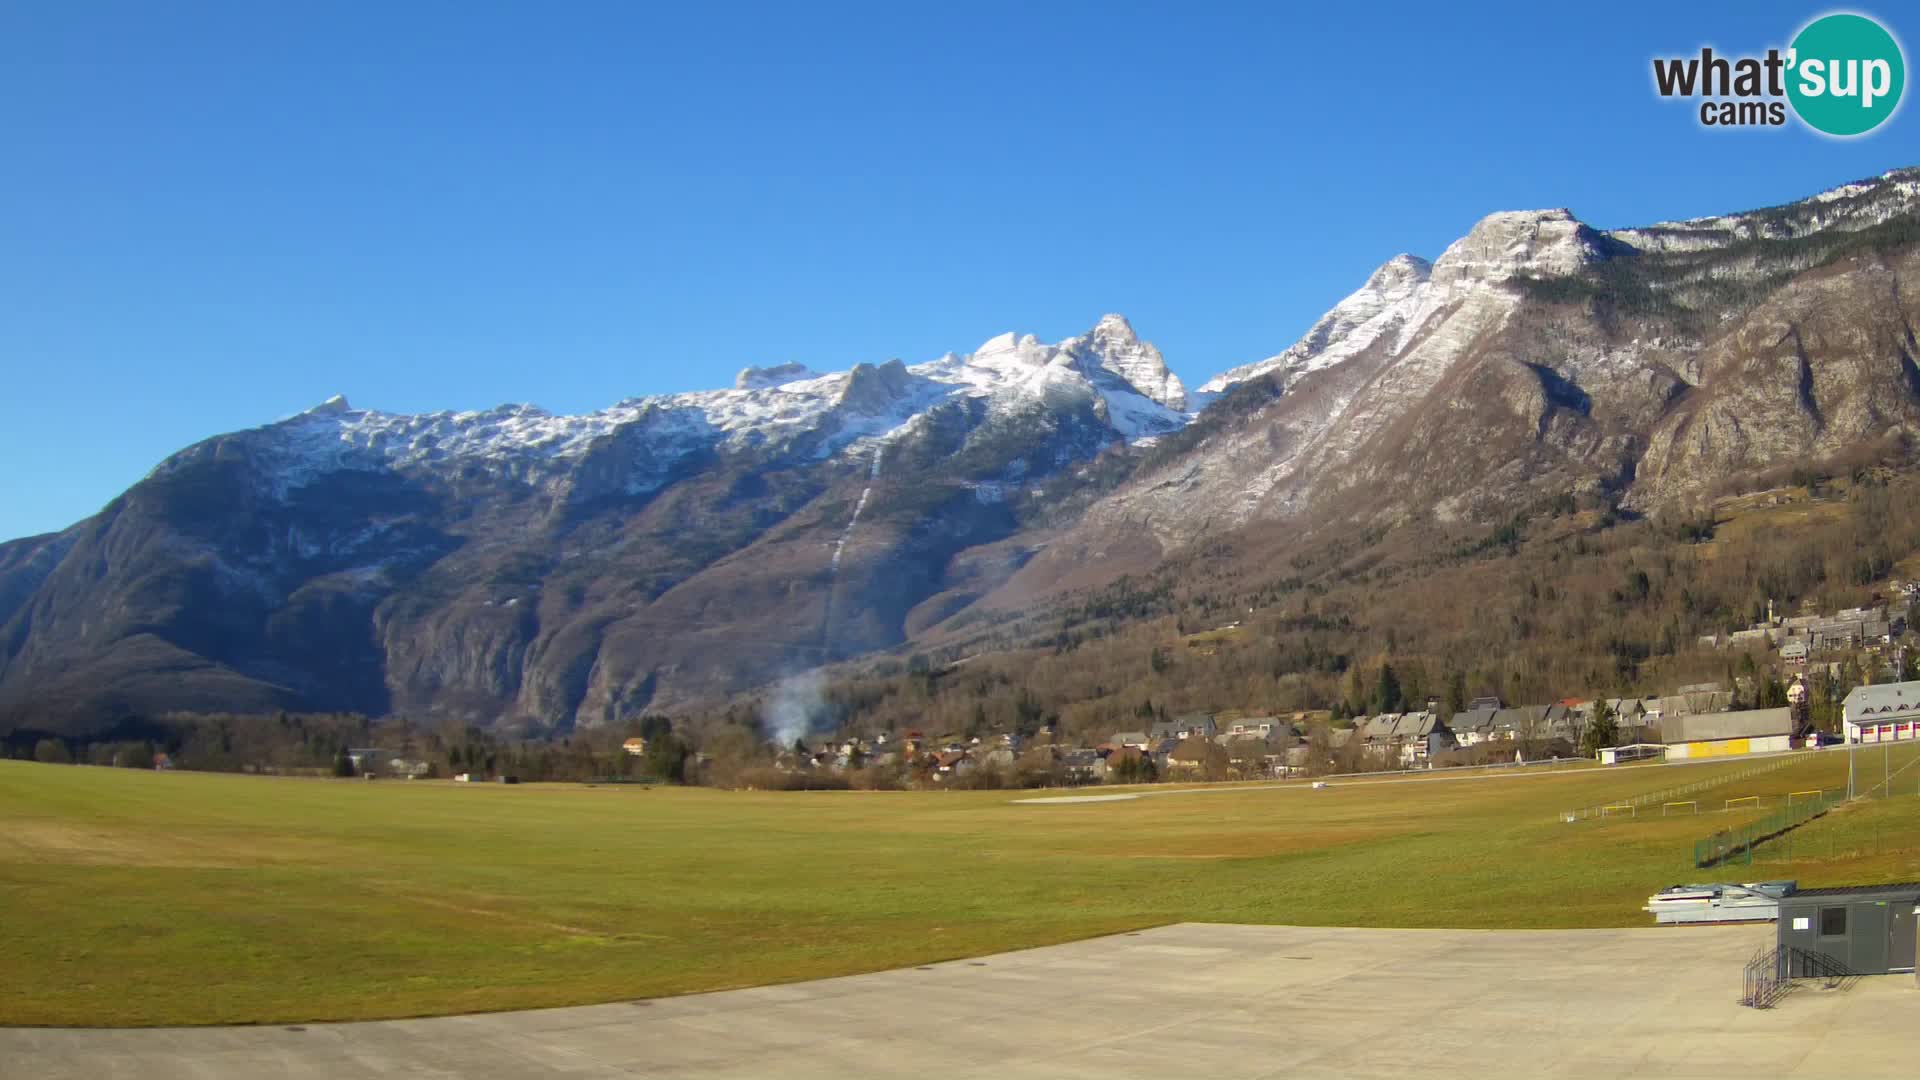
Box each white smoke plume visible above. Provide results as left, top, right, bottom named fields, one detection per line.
left=764, top=669, right=827, bottom=747
left=768, top=444, right=882, bottom=748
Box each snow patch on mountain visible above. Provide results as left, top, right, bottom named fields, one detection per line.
left=1612, top=167, right=1920, bottom=253
left=1196, top=254, right=1432, bottom=397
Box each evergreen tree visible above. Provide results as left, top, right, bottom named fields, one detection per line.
left=1580, top=700, right=1618, bottom=756
left=1372, top=664, right=1404, bottom=715
left=332, top=749, right=355, bottom=778
left=640, top=714, right=674, bottom=743
left=645, top=735, right=690, bottom=783
left=1443, top=670, right=1467, bottom=720
left=1758, top=677, right=1788, bottom=708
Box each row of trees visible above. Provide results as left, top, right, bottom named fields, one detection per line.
left=8, top=710, right=699, bottom=786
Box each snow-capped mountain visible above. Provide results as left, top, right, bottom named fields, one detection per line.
left=0, top=315, right=1192, bottom=732
left=7, top=167, right=1920, bottom=735
left=151, top=315, right=1190, bottom=505
left=1008, top=167, right=1920, bottom=593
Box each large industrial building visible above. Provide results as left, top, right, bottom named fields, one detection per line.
left=1841, top=680, right=1920, bottom=743
left=1659, top=707, right=1794, bottom=759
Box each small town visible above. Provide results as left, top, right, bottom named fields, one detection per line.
left=763, top=596, right=1920, bottom=789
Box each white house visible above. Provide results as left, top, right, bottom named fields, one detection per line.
left=1842, top=681, right=1920, bottom=743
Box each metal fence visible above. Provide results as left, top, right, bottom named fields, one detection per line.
left=1740, top=944, right=1859, bottom=1008
left=1741, top=945, right=1790, bottom=1009
left=1691, top=789, right=1842, bottom=868
left=1561, top=752, right=1808, bottom=822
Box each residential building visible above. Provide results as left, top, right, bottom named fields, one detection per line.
left=1392, top=712, right=1456, bottom=766
left=1169, top=713, right=1218, bottom=739
left=1226, top=716, right=1285, bottom=739
left=1285, top=742, right=1313, bottom=772
left=1110, top=730, right=1152, bottom=750
left=1664, top=685, right=1734, bottom=715
left=932, top=750, right=974, bottom=780
left=1448, top=708, right=1498, bottom=745
left=1058, top=748, right=1105, bottom=784
left=1166, top=739, right=1225, bottom=775
left=1606, top=699, right=1651, bottom=728
left=1148, top=737, right=1182, bottom=771
left=1488, top=708, right=1538, bottom=742
left=1221, top=735, right=1274, bottom=776
left=1359, top=713, right=1403, bottom=745
left=1104, top=744, right=1150, bottom=778
left=1842, top=681, right=1920, bottom=743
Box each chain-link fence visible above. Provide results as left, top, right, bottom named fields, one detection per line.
left=1691, top=789, right=1843, bottom=868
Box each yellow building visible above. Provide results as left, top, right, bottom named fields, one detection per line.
left=1660, top=708, right=1793, bottom=759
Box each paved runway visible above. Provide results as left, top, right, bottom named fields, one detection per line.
left=5, top=923, right=1913, bottom=1078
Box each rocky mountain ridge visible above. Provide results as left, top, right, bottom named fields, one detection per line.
left=1008, top=168, right=1920, bottom=589
left=6, top=168, right=1920, bottom=733
left=0, top=315, right=1194, bottom=731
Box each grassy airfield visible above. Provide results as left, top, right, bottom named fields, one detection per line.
left=2, top=748, right=1917, bottom=1026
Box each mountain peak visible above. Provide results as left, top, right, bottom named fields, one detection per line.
left=1369, top=254, right=1433, bottom=288
left=1433, top=208, right=1605, bottom=283
left=306, top=394, right=353, bottom=416
left=837, top=359, right=916, bottom=414
left=1070, top=314, right=1186, bottom=412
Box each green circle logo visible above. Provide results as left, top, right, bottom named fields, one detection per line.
left=1787, top=13, right=1905, bottom=136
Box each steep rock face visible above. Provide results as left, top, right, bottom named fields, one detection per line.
left=1069, top=314, right=1189, bottom=411
left=1633, top=251, right=1920, bottom=504
left=1007, top=169, right=1920, bottom=594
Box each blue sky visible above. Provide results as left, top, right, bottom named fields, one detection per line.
left=3, top=1, right=1918, bottom=541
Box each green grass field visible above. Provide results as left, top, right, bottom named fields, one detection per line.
left=3, top=749, right=1918, bottom=1026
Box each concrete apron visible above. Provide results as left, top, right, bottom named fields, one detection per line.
left=4, top=923, right=1914, bottom=1079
